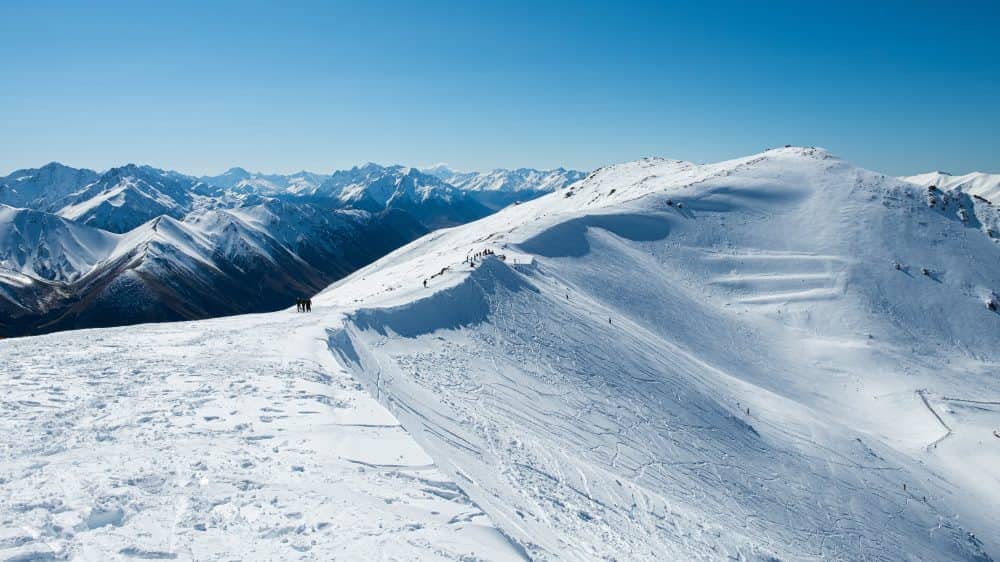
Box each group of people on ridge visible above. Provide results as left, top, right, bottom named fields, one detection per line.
left=295, top=297, right=312, bottom=312
left=469, top=248, right=496, bottom=261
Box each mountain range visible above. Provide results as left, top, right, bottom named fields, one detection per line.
left=901, top=171, right=1000, bottom=203
left=0, top=161, right=583, bottom=336
left=3, top=147, right=997, bottom=560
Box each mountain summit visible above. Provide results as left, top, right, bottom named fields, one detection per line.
left=317, top=146, right=1000, bottom=559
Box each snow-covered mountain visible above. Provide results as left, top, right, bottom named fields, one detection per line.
left=0, top=200, right=425, bottom=336
left=314, top=163, right=494, bottom=228
left=0, top=205, right=118, bottom=330
left=320, top=164, right=449, bottom=206
left=2, top=161, right=581, bottom=239
left=1, top=160, right=573, bottom=335
left=56, top=164, right=214, bottom=233
left=0, top=204, right=118, bottom=282
left=425, top=164, right=584, bottom=192
left=903, top=171, right=1000, bottom=203
left=316, top=147, right=1000, bottom=559
left=200, top=167, right=330, bottom=195
left=0, top=162, right=99, bottom=211
left=424, top=165, right=586, bottom=209
left=3, top=147, right=997, bottom=560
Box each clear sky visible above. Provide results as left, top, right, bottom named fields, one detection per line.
left=1, top=0, right=997, bottom=176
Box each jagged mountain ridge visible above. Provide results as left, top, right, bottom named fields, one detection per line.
left=0, top=201, right=425, bottom=336
left=56, top=164, right=219, bottom=233
left=1, top=161, right=584, bottom=232
left=200, top=167, right=331, bottom=195
left=0, top=161, right=583, bottom=336
left=423, top=164, right=586, bottom=210
left=902, top=170, right=1000, bottom=203
left=0, top=162, right=100, bottom=211
left=0, top=205, right=118, bottom=282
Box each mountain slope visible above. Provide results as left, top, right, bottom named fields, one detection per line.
left=56, top=164, right=213, bottom=233
left=903, top=171, right=1000, bottom=203
left=0, top=200, right=427, bottom=336
left=315, top=147, right=1000, bottom=560
left=0, top=205, right=118, bottom=282
left=0, top=162, right=100, bottom=211
left=30, top=211, right=330, bottom=332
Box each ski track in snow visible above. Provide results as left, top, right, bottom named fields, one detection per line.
left=916, top=389, right=953, bottom=450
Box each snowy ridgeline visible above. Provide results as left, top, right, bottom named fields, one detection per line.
left=2, top=147, right=999, bottom=560
left=0, top=162, right=584, bottom=337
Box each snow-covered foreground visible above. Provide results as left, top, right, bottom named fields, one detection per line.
left=3, top=147, right=999, bottom=560
left=0, top=313, right=523, bottom=561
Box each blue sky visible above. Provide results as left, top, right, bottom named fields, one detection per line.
left=1, top=0, right=997, bottom=176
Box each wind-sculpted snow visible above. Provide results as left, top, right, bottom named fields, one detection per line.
left=335, top=258, right=990, bottom=560
left=349, top=259, right=536, bottom=337
left=320, top=147, right=1000, bottom=560
left=517, top=212, right=672, bottom=257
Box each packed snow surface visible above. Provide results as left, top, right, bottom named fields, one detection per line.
left=0, top=314, right=523, bottom=561
left=3, top=147, right=999, bottom=560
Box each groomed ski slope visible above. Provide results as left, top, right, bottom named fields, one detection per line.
left=2, top=147, right=998, bottom=560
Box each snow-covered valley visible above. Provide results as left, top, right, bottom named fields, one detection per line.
left=2, top=147, right=999, bottom=560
